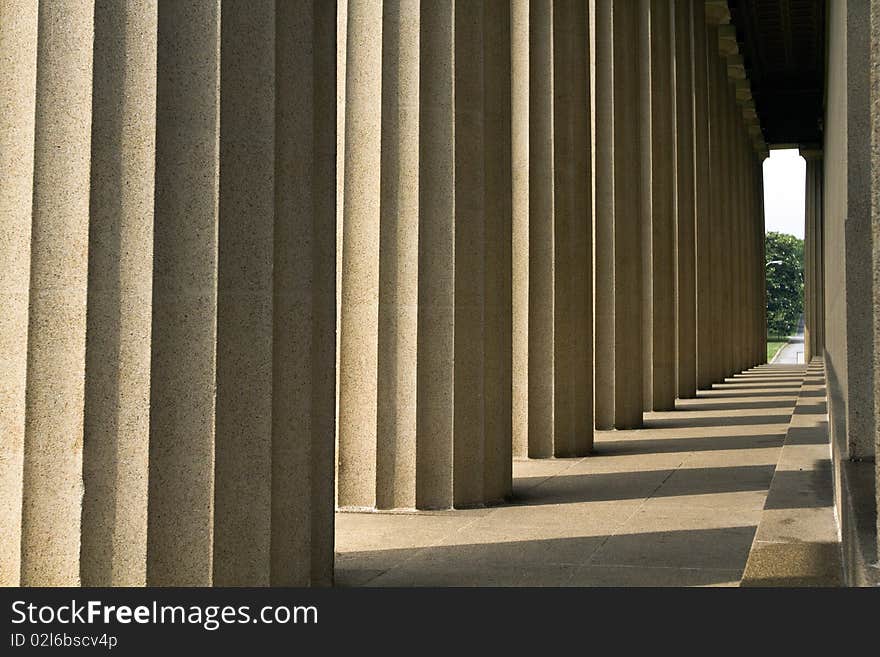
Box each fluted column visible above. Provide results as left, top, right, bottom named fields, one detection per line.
left=513, top=0, right=591, bottom=458
left=80, top=0, right=157, bottom=587
left=595, top=0, right=644, bottom=429
left=705, top=0, right=730, bottom=384
left=692, top=0, right=714, bottom=389
left=802, top=149, right=824, bottom=361
left=338, top=0, right=512, bottom=510
left=674, top=0, right=697, bottom=399
left=5, top=0, right=336, bottom=587
left=147, top=0, right=220, bottom=586
left=19, top=0, right=95, bottom=586
left=641, top=0, right=676, bottom=411
left=0, top=0, right=38, bottom=587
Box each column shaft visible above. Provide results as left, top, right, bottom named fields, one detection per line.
left=693, top=0, right=714, bottom=389
left=614, top=0, right=644, bottom=427
left=339, top=1, right=512, bottom=509
left=516, top=0, right=591, bottom=457
left=594, top=0, right=615, bottom=428
left=20, top=0, right=95, bottom=586
left=148, top=0, right=221, bottom=586
left=674, top=0, right=697, bottom=399
left=81, top=0, right=157, bottom=587
left=641, top=0, right=676, bottom=411
left=0, top=0, right=38, bottom=587
left=338, top=0, right=383, bottom=510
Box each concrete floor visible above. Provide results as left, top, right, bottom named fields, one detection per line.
left=335, top=366, right=806, bottom=587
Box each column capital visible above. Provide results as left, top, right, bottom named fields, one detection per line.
left=735, top=78, right=753, bottom=102
left=705, top=0, right=731, bottom=25
left=718, top=24, right=738, bottom=56
left=727, top=54, right=746, bottom=79
left=800, top=147, right=823, bottom=160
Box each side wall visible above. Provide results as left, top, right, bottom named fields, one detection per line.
left=824, top=0, right=878, bottom=586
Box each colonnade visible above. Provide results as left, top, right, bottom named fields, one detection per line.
left=336, top=0, right=769, bottom=512
left=1, top=0, right=771, bottom=586
left=0, top=0, right=335, bottom=586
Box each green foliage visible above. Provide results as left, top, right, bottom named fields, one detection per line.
left=765, top=231, right=804, bottom=339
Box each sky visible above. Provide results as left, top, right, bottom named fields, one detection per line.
left=762, top=148, right=805, bottom=239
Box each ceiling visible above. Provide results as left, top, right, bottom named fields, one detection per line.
left=728, top=0, right=825, bottom=145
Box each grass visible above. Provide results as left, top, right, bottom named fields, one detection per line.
left=767, top=339, right=787, bottom=362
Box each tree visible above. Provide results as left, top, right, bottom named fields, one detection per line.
left=765, top=231, right=804, bottom=340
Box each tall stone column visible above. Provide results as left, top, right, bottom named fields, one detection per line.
left=705, top=0, right=730, bottom=384
left=0, top=0, right=38, bottom=587
left=19, top=0, right=95, bottom=586
left=674, top=0, right=697, bottom=399
left=692, top=0, right=714, bottom=389
left=641, top=0, right=676, bottom=412
left=513, top=0, right=591, bottom=458
left=80, top=0, right=157, bottom=587
left=147, top=0, right=220, bottom=587
left=595, top=0, right=643, bottom=429
left=149, top=0, right=337, bottom=587
left=3, top=1, right=336, bottom=587
left=338, top=0, right=512, bottom=509
left=723, top=41, right=747, bottom=374
left=804, top=151, right=815, bottom=362
left=803, top=149, right=824, bottom=361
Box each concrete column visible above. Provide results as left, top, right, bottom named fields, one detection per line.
left=0, top=0, right=38, bottom=587
left=270, top=0, right=337, bottom=587
left=338, top=0, right=383, bottom=510
left=705, top=1, right=730, bottom=384
left=594, top=0, right=615, bottom=428
left=718, top=57, right=734, bottom=379
left=81, top=0, right=157, bottom=587
left=595, top=0, right=643, bottom=429
left=150, top=0, right=336, bottom=586
left=641, top=0, right=676, bottom=411
left=872, top=0, right=880, bottom=557
left=338, top=1, right=512, bottom=509
left=453, top=0, right=512, bottom=506
left=674, top=0, right=697, bottom=399
left=19, top=0, right=95, bottom=586
left=512, top=0, right=529, bottom=460
left=513, top=0, right=591, bottom=458
left=148, top=0, right=221, bottom=587
left=803, top=150, right=824, bottom=363
left=692, top=0, right=714, bottom=390
left=804, top=152, right=815, bottom=362
left=3, top=0, right=335, bottom=588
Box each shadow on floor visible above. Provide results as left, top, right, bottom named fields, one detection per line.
left=593, top=433, right=785, bottom=455
left=336, top=526, right=758, bottom=587
left=643, top=414, right=791, bottom=429
left=511, top=465, right=776, bottom=505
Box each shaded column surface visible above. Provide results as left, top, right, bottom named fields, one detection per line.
left=641, top=0, right=676, bottom=412
left=6, top=0, right=336, bottom=587
left=803, top=150, right=824, bottom=362
left=19, top=0, right=95, bottom=586
left=692, top=0, right=714, bottom=389
left=704, top=0, right=730, bottom=385
left=674, top=0, right=697, bottom=399
left=81, top=0, right=157, bottom=587
left=337, top=0, right=512, bottom=510
left=595, top=0, right=643, bottom=429
left=513, top=0, right=592, bottom=458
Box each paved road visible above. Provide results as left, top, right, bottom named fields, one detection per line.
left=773, top=316, right=805, bottom=364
